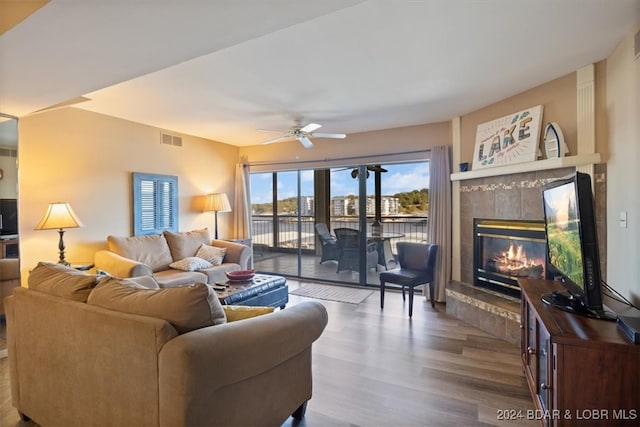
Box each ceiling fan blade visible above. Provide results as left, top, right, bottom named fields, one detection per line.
left=297, top=135, right=314, bottom=148
left=300, top=123, right=322, bottom=133
left=261, top=135, right=294, bottom=145
left=368, top=165, right=388, bottom=173
left=311, top=132, right=346, bottom=139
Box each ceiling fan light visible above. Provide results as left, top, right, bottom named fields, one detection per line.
left=300, top=123, right=322, bottom=133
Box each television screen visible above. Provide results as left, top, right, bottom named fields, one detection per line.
left=543, top=181, right=584, bottom=290
left=541, top=172, right=616, bottom=320
left=0, top=198, right=18, bottom=236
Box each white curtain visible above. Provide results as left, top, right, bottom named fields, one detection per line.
left=233, top=163, right=251, bottom=239
left=427, top=146, right=452, bottom=303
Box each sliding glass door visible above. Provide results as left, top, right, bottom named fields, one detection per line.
left=250, top=170, right=315, bottom=277
left=250, top=161, right=430, bottom=286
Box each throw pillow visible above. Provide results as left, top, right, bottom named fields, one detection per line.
left=169, top=257, right=212, bottom=271
left=163, top=228, right=211, bottom=261
left=195, top=243, right=227, bottom=266
left=222, top=305, right=275, bottom=322
left=88, top=278, right=226, bottom=334
left=28, top=261, right=99, bottom=302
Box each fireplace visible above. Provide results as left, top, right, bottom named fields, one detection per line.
left=474, top=219, right=546, bottom=297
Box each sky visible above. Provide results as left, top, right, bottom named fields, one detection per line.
left=250, top=162, right=430, bottom=204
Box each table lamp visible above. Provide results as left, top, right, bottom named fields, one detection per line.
left=203, top=193, right=231, bottom=239
left=34, top=202, right=83, bottom=266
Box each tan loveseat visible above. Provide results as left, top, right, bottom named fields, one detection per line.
left=5, top=262, right=328, bottom=426
left=95, top=228, right=252, bottom=286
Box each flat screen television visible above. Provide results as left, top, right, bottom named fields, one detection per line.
left=0, top=198, right=18, bottom=236
left=541, top=172, right=616, bottom=320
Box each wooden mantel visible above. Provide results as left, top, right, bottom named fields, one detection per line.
left=450, top=153, right=601, bottom=181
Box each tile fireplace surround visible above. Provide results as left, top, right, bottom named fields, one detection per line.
left=446, top=164, right=607, bottom=345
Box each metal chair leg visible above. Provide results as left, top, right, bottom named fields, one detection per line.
left=380, top=280, right=385, bottom=309
left=429, top=281, right=436, bottom=308
left=408, top=286, right=414, bottom=317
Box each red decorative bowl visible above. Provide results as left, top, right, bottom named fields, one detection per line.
left=226, top=270, right=255, bottom=281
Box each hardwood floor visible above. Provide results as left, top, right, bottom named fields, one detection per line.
left=0, top=280, right=535, bottom=426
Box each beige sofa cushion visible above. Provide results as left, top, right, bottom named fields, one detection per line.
left=107, top=234, right=173, bottom=272
left=87, top=278, right=226, bottom=333
left=163, top=228, right=211, bottom=261
left=0, top=258, right=20, bottom=280
left=28, top=262, right=99, bottom=302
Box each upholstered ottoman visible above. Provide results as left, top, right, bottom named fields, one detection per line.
left=216, top=274, right=288, bottom=309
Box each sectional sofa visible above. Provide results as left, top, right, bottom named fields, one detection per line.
left=5, top=262, right=328, bottom=426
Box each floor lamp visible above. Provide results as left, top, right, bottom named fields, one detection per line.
left=203, top=193, right=231, bottom=239
left=34, top=202, right=83, bottom=266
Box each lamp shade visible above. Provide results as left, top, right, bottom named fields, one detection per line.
left=34, top=202, right=83, bottom=230
left=203, top=193, right=231, bottom=213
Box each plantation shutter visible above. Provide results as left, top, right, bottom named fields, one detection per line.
left=133, top=173, right=178, bottom=235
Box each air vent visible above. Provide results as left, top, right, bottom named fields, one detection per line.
left=635, top=29, right=640, bottom=61
left=160, top=132, right=182, bottom=147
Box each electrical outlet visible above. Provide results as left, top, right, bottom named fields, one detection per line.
left=619, top=211, right=628, bottom=228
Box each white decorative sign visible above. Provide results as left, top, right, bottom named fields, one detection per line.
left=472, top=105, right=544, bottom=170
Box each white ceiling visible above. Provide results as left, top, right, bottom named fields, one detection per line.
left=1, top=0, right=638, bottom=147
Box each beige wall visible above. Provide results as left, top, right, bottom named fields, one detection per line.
left=18, top=107, right=238, bottom=279
left=606, top=24, right=640, bottom=304
left=459, top=71, right=585, bottom=165
left=458, top=62, right=608, bottom=165
left=240, top=121, right=451, bottom=172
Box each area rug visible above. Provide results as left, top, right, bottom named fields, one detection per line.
left=290, top=284, right=374, bottom=304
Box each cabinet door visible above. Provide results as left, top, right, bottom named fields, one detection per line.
left=523, top=301, right=537, bottom=382
left=536, top=324, right=552, bottom=424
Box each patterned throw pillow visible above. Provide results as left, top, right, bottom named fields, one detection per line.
left=169, top=257, right=212, bottom=271
left=195, top=244, right=227, bottom=266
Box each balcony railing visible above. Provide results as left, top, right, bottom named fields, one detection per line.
left=251, top=215, right=428, bottom=253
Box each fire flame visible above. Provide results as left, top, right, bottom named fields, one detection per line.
left=500, top=241, right=537, bottom=270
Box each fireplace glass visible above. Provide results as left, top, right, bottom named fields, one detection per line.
left=474, top=219, right=546, bottom=297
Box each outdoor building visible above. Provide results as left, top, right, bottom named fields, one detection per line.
left=300, top=196, right=314, bottom=216
left=332, top=195, right=400, bottom=216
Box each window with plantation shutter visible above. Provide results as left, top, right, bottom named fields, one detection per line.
left=133, top=172, right=178, bottom=235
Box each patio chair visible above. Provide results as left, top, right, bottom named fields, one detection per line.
left=379, top=242, right=438, bottom=317
left=315, top=223, right=340, bottom=264
left=334, top=228, right=378, bottom=273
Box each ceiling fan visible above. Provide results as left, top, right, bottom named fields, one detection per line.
left=260, top=122, right=346, bottom=149
left=334, top=165, right=388, bottom=178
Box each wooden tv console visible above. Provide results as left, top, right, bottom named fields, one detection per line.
left=519, top=279, right=640, bottom=427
